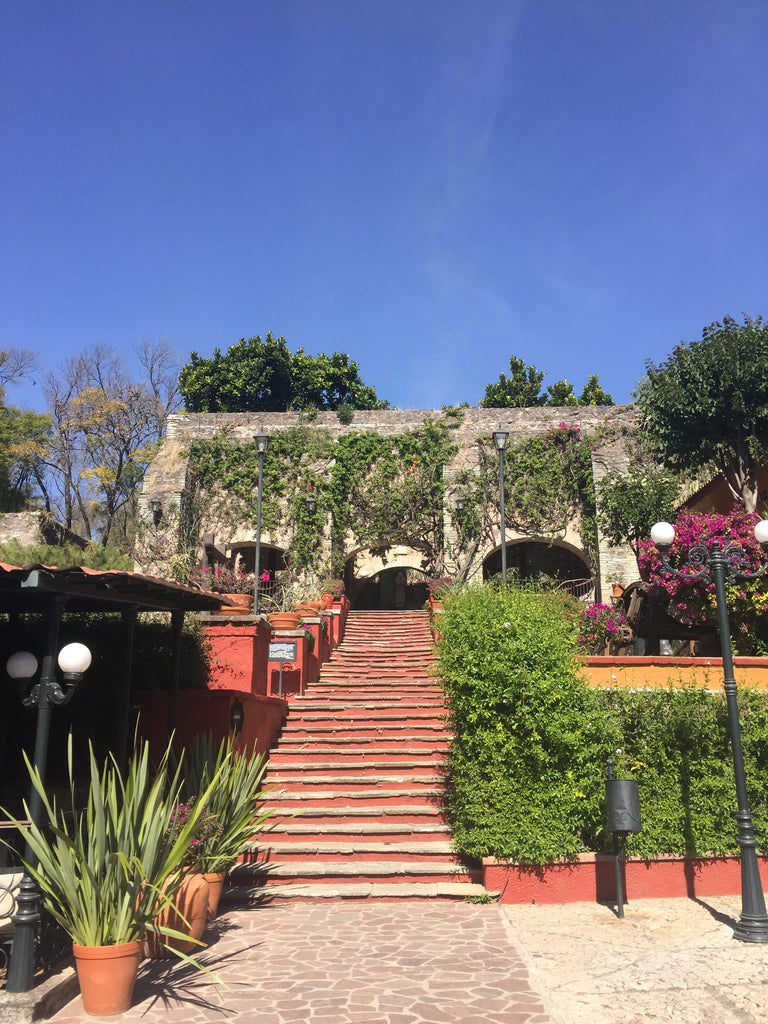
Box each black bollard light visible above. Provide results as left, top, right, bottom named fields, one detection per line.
left=605, top=758, right=642, bottom=918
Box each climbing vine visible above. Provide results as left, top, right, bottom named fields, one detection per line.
left=452, top=423, right=605, bottom=560
left=183, top=418, right=459, bottom=577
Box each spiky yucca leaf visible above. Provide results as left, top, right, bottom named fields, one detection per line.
left=1, top=735, right=225, bottom=947
left=179, top=735, right=275, bottom=872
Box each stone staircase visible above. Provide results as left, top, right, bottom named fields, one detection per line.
left=229, top=609, right=485, bottom=901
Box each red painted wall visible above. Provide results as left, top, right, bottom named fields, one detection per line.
left=134, top=689, right=287, bottom=759
left=484, top=854, right=768, bottom=904
left=205, top=619, right=272, bottom=694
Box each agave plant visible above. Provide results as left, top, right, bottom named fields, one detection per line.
left=1, top=736, right=223, bottom=948
left=179, top=735, right=274, bottom=873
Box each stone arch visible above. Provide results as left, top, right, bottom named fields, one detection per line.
left=482, top=538, right=593, bottom=598
left=227, top=540, right=288, bottom=579
left=345, top=545, right=431, bottom=610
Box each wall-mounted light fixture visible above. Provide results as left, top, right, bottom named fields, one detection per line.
left=306, top=494, right=317, bottom=514
left=230, top=697, right=245, bottom=735
left=150, top=499, right=162, bottom=527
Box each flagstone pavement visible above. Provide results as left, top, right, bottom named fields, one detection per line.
left=42, top=896, right=768, bottom=1024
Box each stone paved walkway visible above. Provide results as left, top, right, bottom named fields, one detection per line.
left=39, top=895, right=768, bottom=1023
left=48, top=903, right=552, bottom=1024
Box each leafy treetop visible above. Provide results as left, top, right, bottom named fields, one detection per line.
left=480, top=356, right=614, bottom=408
left=178, top=333, right=389, bottom=413
left=636, top=314, right=768, bottom=512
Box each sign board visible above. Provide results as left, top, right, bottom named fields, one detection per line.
left=269, top=640, right=298, bottom=663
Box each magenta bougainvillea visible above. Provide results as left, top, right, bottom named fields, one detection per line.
left=577, top=603, right=629, bottom=654
left=637, top=508, right=768, bottom=654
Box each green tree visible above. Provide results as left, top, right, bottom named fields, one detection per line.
left=481, top=356, right=547, bottom=407
left=636, top=315, right=768, bottom=512
left=178, top=333, right=389, bottom=413
left=480, top=357, right=614, bottom=408
left=597, top=465, right=680, bottom=555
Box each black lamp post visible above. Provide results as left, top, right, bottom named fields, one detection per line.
left=492, top=431, right=509, bottom=585
left=651, top=518, right=768, bottom=943
left=5, top=635, right=92, bottom=991
left=253, top=429, right=269, bottom=613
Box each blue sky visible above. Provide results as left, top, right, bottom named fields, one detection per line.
left=1, top=1, right=766, bottom=413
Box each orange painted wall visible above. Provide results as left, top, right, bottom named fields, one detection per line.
left=579, top=656, right=768, bottom=691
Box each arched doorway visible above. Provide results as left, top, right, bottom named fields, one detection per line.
left=225, top=542, right=287, bottom=579
left=346, top=547, right=431, bottom=610
left=483, top=540, right=592, bottom=596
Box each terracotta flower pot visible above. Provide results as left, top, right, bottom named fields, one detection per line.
left=293, top=600, right=323, bottom=614
left=203, top=870, right=227, bottom=920
left=268, top=612, right=301, bottom=630
left=144, top=872, right=210, bottom=959
left=72, top=939, right=142, bottom=1016
left=212, top=593, right=253, bottom=616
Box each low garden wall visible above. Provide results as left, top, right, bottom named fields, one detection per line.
left=483, top=853, right=768, bottom=904
left=579, top=656, right=768, bottom=690
left=134, top=689, right=287, bottom=759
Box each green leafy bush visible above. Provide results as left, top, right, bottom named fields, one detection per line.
left=436, top=583, right=609, bottom=862
left=437, top=584, right=768, bottom=862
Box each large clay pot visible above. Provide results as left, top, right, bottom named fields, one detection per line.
left=203, top=870, right=227, bottom=920
left=268, top=612, right=301, bottom=630
left=212, top=593, right=253, bottom=616
left=293, top=600, right=323, bottom=614
left=72, top=939, right=142, bottom=1016
left=144, top=872, right=210, bottom=958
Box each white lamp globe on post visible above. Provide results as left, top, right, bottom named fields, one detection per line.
left=6, top=651, right=39, bottom=682
left=650, top=521, right=676, bottom=548
left=57, top=642, right=92, bottom=679
left=649, top=516, right=768, bottom=942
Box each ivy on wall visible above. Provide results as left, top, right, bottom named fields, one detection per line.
left=452, top=423, right=604, bottom=561
left=183, top=419, right=459, bottom=577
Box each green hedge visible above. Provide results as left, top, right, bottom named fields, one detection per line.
left=436, top=584, right=768, bottom=863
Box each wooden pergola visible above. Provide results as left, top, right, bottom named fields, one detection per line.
left=0, top=563, right=224, bottom=767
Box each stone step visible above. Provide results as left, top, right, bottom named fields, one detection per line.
left=254, top=840, right=457, bottom=857
left=265, top=804, right=449, bottom=821
left=266, top=773, right=445, bottom=787
left=234, top=860, right=480, bottom=884
left=223, top=880, right=486, bottom=903
left=268, top=822, right=452, bottom=838
left=268, top=787, right=444, bottom=805
left=268, top=748, right=448, bottom=764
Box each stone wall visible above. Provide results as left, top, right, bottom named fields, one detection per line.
left=139, top=406, right=640, bottom=600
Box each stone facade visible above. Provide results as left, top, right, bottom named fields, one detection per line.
left=138, top=406, right=641, bottom=606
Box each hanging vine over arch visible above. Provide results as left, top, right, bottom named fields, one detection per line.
left=452, top=423, right=607, bottom=564
left=182, top=418, right=459, bottom=577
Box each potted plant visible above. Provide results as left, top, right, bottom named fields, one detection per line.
left=189, top=562, right=255, bottom=614
left=143, top=798, right=223, bottom=958
left=607, top=572, right=626, bottom=598
left=178, top=735, right=274, bottom=918
left=320, top=577, right=344, bottom=607
left=1, top=737, right=222, bottom=1016
left=576, top=602, right=630, bottom=655
left=261, top=572, right=305, bottom=629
